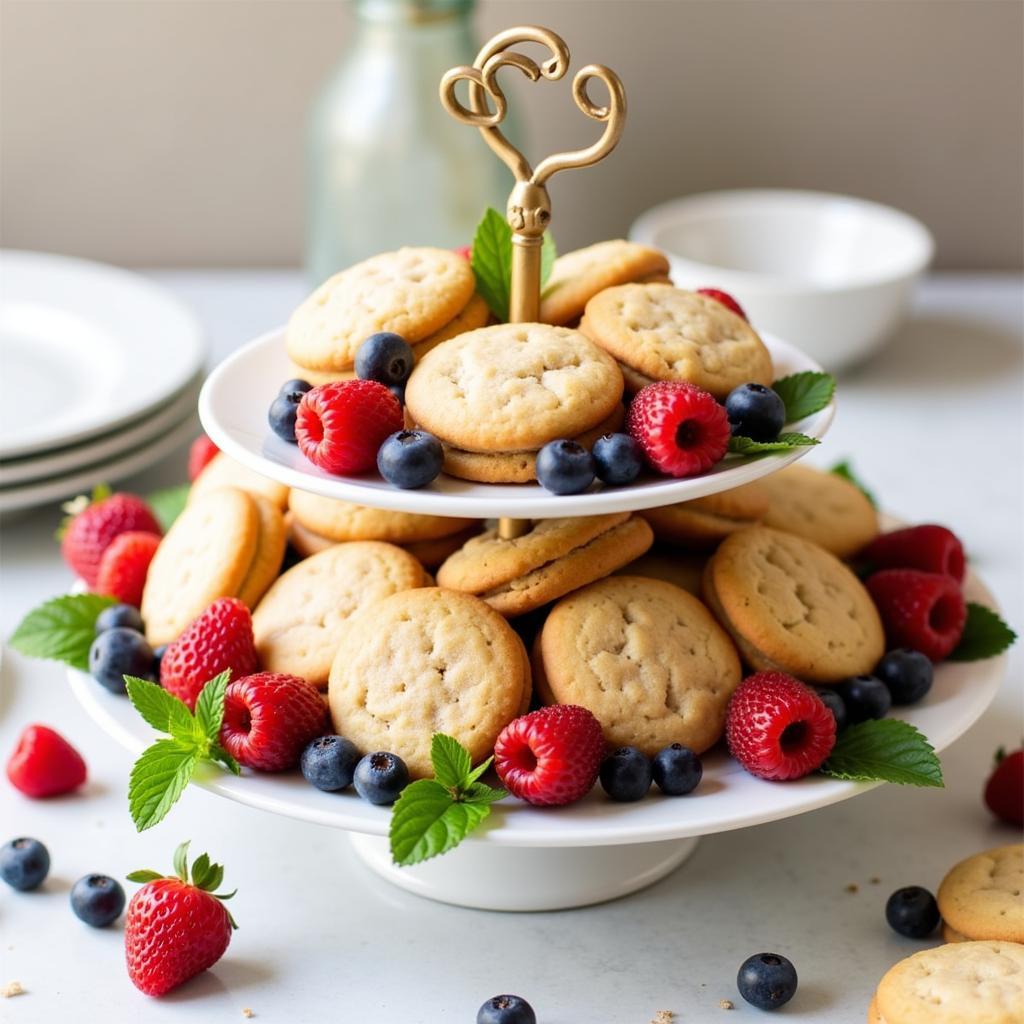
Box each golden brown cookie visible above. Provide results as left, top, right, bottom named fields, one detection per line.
left=612, top=546, right=707, bottom=595
left=703, top=526, right=885, bottom=683
left=189, top=452, right=290, bottom=510
left=640, top=481, right=770, bottom=547
left=328, top=588, right=528, bottom=777
left=236, top=494, right=288, bottom=609
left=943, top=923, right=971, bottom=943
left=937, top=845, right=1024, bottom=944
left=867, top=994, right=885, bottom=1024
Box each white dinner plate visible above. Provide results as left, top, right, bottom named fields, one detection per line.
left=0, top=250, right=206, bottom=459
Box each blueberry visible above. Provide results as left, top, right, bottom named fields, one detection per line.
left=599, top=747, right=652, bottom=801
left=353, top=751, right=409, bottom=805
left=477, top=994, right=537, bottom=1024
left=535, top=440, right=595, bottom=495
left=355, top=332, right=415, bottom=386
left=301, top=735, right=361, bottom=792
left=152, top=643, right=168, bottom=679
left=737, top=952, right=798, bottom=1011
left=388, top=383, right=405, bottom=406
left=813, top=687, right=849, bottom=732
left=88, top=627, right=154, bottom=694
left=376, top=430, right=444, bottom=489
left=724, top=382, right=786, bottom=441
left=836, top=674, right=892, bottom=724
left=0, top=837, right=50, bottom=891
left=651, top=743, right=703, bottom=795
left=278, top=379, right=313, bottom=398
left=70, top=874, right=126, bottom=927
left=95, top=603, right=145, bottom=634
left=592, top=433, right=644, bottom=486
left=885, top=886, right=940, bottom=938
left=268, top=393, right=303, bottom=444
left=875, top=649, right=933, bottom=705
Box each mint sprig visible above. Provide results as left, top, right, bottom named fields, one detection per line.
left=389, top=734, right=505, bottom=867
left=8, top=593, right=115, bottom=671
left=772, top=371, right=836, bottom=422
left=147, top=483, right=190, bottom=531
left=125, top=672, right=239, bottom=831
left=949, top=603, right=1017, bottom=661
left=727, top=432, right=820, bottom=455
left=830, top=459, right=877, bottom=508
left=820, top=719, right=943, bottom=787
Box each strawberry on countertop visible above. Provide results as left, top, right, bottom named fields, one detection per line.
left=984, top=747, right=1024, bottom=827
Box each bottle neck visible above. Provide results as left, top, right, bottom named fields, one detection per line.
left=355, top=0, right=474, bottom=26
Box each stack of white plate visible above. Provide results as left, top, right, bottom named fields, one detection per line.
left=0, top=251, right=206, bottom=513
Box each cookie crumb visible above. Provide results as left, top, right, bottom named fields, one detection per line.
left=242, top=1011, right=254, bottom=1019
left=2, top=981, right=25, bottom=998
left=719, top=999, right=734, bottom=1010
left=651, top=1012, right=673, bottom=1024
left=870, top=876, right=881, bottom=884
left=845, top=883, right=859, bottom=893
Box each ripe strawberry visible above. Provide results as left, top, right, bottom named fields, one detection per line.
left=863, top=525, right=965, bottom=582
left=160, top=599, right=258, bottom=710
left=626, top=381, right=731, bottom=477
left=187, top=434, right=220, bottom=481
left=865, top=569, right=967, bottom=662
left=60, top=490, right=162, bottom=587
left=726, top=672, right=836, bottom=781
left=453, top=245, right=472, bottom=261
left=125, top=841, right=236, bottom=997
left=493, top=705, right=605, bottom=806
left=696, top=287, right=747, bottom=321
left=220, top=672, right=327, bottom=771
left=295, top=380, right=403, bottom=475
left=94, top=531, right=161, bottom=607
left=984, top=747, right=1023, bottom=827
left=6, top=724, right=87, bottom=798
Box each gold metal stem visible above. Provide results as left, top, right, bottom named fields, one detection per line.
left=497, top=517, right=531, bottom=540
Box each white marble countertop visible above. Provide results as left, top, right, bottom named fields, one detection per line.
left=1, top=272, right=1021, bottom=1023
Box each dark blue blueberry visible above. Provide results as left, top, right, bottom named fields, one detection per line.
left=152, top=644, right=168, bottom=679
left=477, top=994, right=537, bottom=1024
left=88, top=627, right=154, bottom=694
left=724, top=382, right=786, bottom=441
left=95, top=603, right=144, bottom=634
left=599, top=747, right=652, bottom=801
left=836, top=674, right=892, bottom=724
left=737, top=952, right=798, bottom=1011
left=70, top=874, right=126, bottom=927
left=592, top=433, right=644, bottom=486
left=278, top=379, right=313, bottom=398
left=388, top=383, right=405, bottom=406
left=301, top=735, right=361, bottom=792
left=268, top=393, right=303, bottom=444
left=813, top=687, right=849, bottom=732
left=535, top=440, right=595, bottom=495
left=875, top=649, right=933, bottom=705
left=353, top=751, right=409, bottom=805
left=355, top=332, right=415, bottom=386
left=651, top=743, right=703, bottom=795
left=0, top=837, right=50, bottom=891
left=376, top=430, right=444, bottom=489
left=885, top=886, right=940, bottom=938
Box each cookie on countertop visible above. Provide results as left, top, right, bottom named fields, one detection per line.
left=189, top=452, right=290, bottom=510
left=937, top=844, right=1024, bottom=944
left=236, top=494, right=288, bottom=609
left=703, top=526, right=885, bottom=683
left=328, top=588, right=529, bottom=777
left=534, top=576, right=741, bottom=755
left=640, top=480, right=769, bottom=547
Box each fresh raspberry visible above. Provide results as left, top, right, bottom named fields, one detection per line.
left=187, top=434, right=220, bottom=481
left=626, top=381, right=731, bottom=477
left=865, top=569, right=967, bottom=662
left=220, top=672, right=328, bottom=772
left=493, top=705, right=605, bottom=806
left=295, top=380, right=403, bottom=475
left=696, top=287, right=747, bottom=321
left=6, top=724, right=87, bottom=798
left=984, top=747, right=1024, bottom=827
left=160, top=598, right=258, bottom=710
left=453, top=245, right=472, bottom=261
left=94, top=531, right=161, bottom=607
left=726, top=672, right=836, bottom=781
left=60, top=491, right=162, bottom=587
left=863, top=525, right=966, bottom=582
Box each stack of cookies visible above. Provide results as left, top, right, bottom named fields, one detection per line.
left=937, top=844, right=1024, bottom=945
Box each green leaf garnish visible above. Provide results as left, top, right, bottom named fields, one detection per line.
left=8, top=593, right=116, bottom=671
left=430, top=733, right=472, bottom=792
left=727, top=432, right=820, bottom=455
left=128, top=740, right=199, bottom=833
left=148, top=483, right=190, bottom=531
left=772, top=371, right=836, bottom=422
left=948, top=603, right=1017, bottom=661
left=830, top=459, right=877, bottom=508
left=820, top=719, right=943, bottom=787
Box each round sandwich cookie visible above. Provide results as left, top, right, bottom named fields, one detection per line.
left=328, top=588, right=529, bottom=778
left=236, top=494, right=288, bottom=609
left=640, top=480, right=769, bottom=547
left=579, top=283, right=773, bottom=399
left=534, top=576, right=741, bottom=755
left=612, top=546, right=708, bottom=596
left=189, top=451, right=290, bottom=510
left=702, top=526, right=885, bottom=683
left=937, top=844, right=1024, bottom=944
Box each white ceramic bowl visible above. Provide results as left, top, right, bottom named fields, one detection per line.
left=630, top=189, right=934, bottom=372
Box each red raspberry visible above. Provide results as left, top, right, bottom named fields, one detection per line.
left=295, top=380, right=403, bottom=475
left=626, top=381, right=731, bottom=477
left=187, top=434, right=220, bottom=481
left=94, top=531, right=161, bottom=607
left=453, top=245, right=472, bottom=261
left=984, top=747, right=1024, bottom=828
left=863, top=525, right=965, bottom=582
left=220, top=672, right=327, bottom=771
left=160, top=598, right=258, bottom=710
left=696, top=287, right=747, bottom=321
left=493, top=705, right=605, bottom=806
left=6, top=724, right=87, bottom=798
left=726, top=672, right=836, bottom=781
left=865, top=569, right=967, bottom=662
left=60, top=491, right=162, bottom=587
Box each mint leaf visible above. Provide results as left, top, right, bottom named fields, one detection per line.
left=125, top=676, right=193, bottom=737
left=949, top=603, right=1017, bottom=661
left=148, top=484, right=190, bottom=531
left=8, top=593, right=115, bottom=671
left=389, top=780, right=493, bottom=866
left=207, top=744, right=241, bottom=776
left=464, top=755, right=494, bottom=788
left=772, top=372, right=836, bottom=422
left=194, top=670, right=232, bottom=742
left=727, top=432, right=820, bottom=455
left=431, top=733, right=472, bottom=791
left=129, top=740, right=199, bottom=831
left=830, top=459, right=878, bottom=508
left=463, top=781, right=507, bottom=804
left=820, top=719, right=943, bottom=787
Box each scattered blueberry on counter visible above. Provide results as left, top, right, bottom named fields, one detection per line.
left=737, top=952, right=798, bottom=1011
left=651, top=743, right=703, bottom=796
left=71, top=873, right=127, bottom=927
left=599, top=747, right=652, bottom=802
left=724, top=382, right=785, bottom=442
left=536, top=440, right=596, bottom=495
left=301, top=735, right=362, bottom=792
left=477, top=993, right=536, bottom=1024
left=353, top=751, right=410, bottom=805
left=1, top=837, right=51, bottom=892
left=89, top=627, right=155, bottom=694
left=885, top=886, right=940, bottom=938
left=592, top=432, right=644, bottom=486
left=377, top=430, right=444, bottom=489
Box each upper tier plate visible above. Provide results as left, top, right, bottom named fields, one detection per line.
left=198, top=327, right=834, bottom=519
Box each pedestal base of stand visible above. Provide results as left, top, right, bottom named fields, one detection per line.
left=347, top=834, right=700, bottom=911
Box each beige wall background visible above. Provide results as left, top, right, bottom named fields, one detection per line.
left=1, top=0, right=1021, bottom=269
